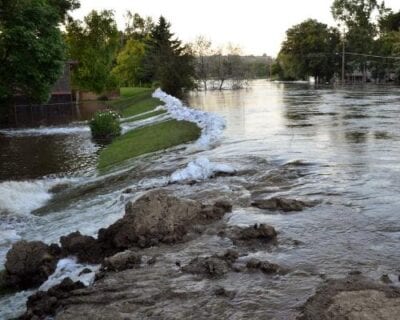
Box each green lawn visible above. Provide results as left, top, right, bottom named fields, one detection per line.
left=98, top=120, right=201, bottom=172
left=111, top=87, right=162, bottom=118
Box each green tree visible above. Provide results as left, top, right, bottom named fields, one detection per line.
left=112, top=39, right=146, bottom=87
left=65, top=10, right=120, bottom=94
left=124, top=11, right=154, bottom=42
left=379, top=10, right=400, bottom=33
left=140, top=16, right=195, bottom=96
left=0, top=0, right=79, bottom=111
left=331, top=0, right=386, bottom=78
left=277, top=19, right=341, bottom=82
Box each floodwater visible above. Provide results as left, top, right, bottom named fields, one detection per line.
left=1, top=80, right=400, bottom=319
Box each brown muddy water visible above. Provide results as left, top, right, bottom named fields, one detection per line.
left=1, top=80, right=400, bottom=319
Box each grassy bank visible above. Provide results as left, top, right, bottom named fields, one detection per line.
left=97, top=87, right=201, bottom=172
left=112, top=87, right=165, bottom=118
left=98, top=119, right=200, bottom=172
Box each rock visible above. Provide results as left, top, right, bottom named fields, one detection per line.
left=238, top=224, right=277, bottom=242
left=20, top=278, right=85, bottom=320
left=246, top=258, right=262, bottom=269
left=0, top=269, right=16, bottom=297
left=252, top=197, right=316, bottom=212
left=98, top=190, right=230, bottom=250
left=214, top=286, right=236, bottom=298
left=214, top=199, right=233, bottom=213
left=222, top=249, right=239, bottom=263
left=78, top=268, right=92, bottom=276
left=380, top=274, right=392, bottom=284
left=60, top=231, right=103, bottom=264
left=182, top=256, right=230, bottom=277
left=182, top=250, right=239, bottom=278
left=147, top=256, right=157, bottom=265
left=102, top=250, right=141, bottom=272
left=246, top=258, right=285, bottom=274
left=48, top=183, right=70, bottom=194
left=298, top=275, right=400, bottom=320
left=4, top=240, right=59, bottom=289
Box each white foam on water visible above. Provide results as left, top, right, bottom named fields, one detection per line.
left=0, top=290, right=34, bottom=320
left=170, top=157, right=235, bottom=182
left=152, top=88, right=226, bottom=149
left=0, top=125, right=90, bottom=137
left=0, top=229, right=21, bottom=246
left=39, top=257, right=99, bottom=291
left=0, top=258, right=98, bottom=319
left=121, top=112, right=171, bottom=134
left=0, top=178, right=75, bottom=216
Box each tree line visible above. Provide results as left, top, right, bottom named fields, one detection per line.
left=0, top=0, right=273, bottom=123
left=191, top=37, right=272, bottom=90
left=272, top=0, right=400, bottom=83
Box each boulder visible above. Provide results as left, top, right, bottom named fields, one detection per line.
left=235, top=224, right=277, bottom=242
left=182, top=250, right=239, bottom=278
left=246, top=258, right=286, bottom=274
left=252, top=197, right=316, bottom=212
left=182, top=256, right=230, bottom=277
left=298, top=276, right=400, bottom=320
left=4, top=240, right=59, bottom=289
left=98, top=190, right=230, bottom=250
left=20, top=278, right=85, bottom=320
left=60, top=231, right=103, bottom=264
left=102, top=250, right=141, bottom=272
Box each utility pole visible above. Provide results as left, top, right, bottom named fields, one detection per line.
left=342, top=30, right=345, bottom=85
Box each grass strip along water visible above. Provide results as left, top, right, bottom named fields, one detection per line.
left=98, top=88, right=201, bottom=172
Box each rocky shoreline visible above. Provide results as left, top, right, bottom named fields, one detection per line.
left=2, top=188, right=399, bottom=319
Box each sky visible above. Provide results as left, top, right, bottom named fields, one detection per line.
left=71, top=0, right=400, bottom=57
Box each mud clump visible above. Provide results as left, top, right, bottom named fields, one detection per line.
left=224, top=224, right=278, bottom=247
left=182, top=250, right=239, bottom=278
left=98, top=190, right=232, bottom=250
left=252, top=197, right=317, bottom=212
left=298, top=275, right=400, bottom=320
left=4, top=241, right=60, bottom=290
left=246, top=258, right=287, bottom=275
left=20, top=278, right=85, bottom=320
left=102, top=250, right=142, bottom=272
left=60, top=231, right=103, bottom=264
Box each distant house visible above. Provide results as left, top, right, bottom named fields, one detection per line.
left=49, top=61, right=78, bottom=104
left=14, top=61, right=77, bottom=107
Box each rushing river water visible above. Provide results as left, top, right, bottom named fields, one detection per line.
left=1, top=80, right=400, bottom=319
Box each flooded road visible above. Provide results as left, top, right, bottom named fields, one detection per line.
left=1, top=81, right=400, bottom=319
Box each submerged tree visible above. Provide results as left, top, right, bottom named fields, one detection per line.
left=0, top=0, right=79, bottom=114
left=191, top=36, right=213, bottom=90
left=140, top=16, right=195, bottom=96
left=65, top=10, right=120, bottom=94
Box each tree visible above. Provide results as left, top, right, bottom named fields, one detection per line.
left=0, top=0, right=79, bottom=110
left=331, top=0, right=386, bottom=79
left=112, top=39, right=146, bottom=87
left=208, top=44, right=248, bottom=90
left=124, top=11, right=154, bottom=42
left=277, top=19, right=341, bottom=82
left=65, top=10, right=120, bottom=94
left=191, top=36, right=213, bottom=90
left=140, top=16, right=195, bottom=96
left=379, top=10, right=400, bottom=33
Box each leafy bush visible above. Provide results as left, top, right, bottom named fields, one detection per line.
left=89, top=110, right=121, bottom=140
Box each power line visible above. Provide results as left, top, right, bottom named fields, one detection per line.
left=344, top=52, right=400, bottom=60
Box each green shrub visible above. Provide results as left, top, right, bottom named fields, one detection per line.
left=89, top=110, right=121, bottom=140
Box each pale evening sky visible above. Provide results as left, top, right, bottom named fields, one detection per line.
left=71, top=0, right=400, bottom=57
